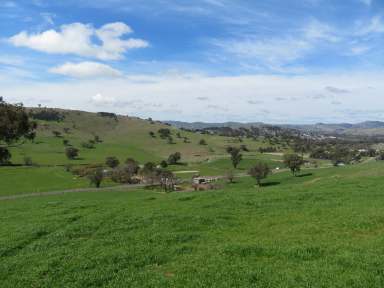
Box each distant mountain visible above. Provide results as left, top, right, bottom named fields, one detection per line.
left=165, top=120, right=384, bottom=136
left=165, top=121, right=265, bottom=130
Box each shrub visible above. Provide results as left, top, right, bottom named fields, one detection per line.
left=88, top=168, right=104, bottom=188
left=125, top=158, right=140, bottom=174
left=23, top=156, right=33, bottom=166
left=94, top=135, right=102, bottom=143
left=158, top=128, right=171, bottom=139
left=112, top=165, right=139, bottom=184
left=160, top=160, right=168, bottom=168
left=199, top=139, right=207, bottom=145
left=65, top=147, right=79, bottom=160
left=0, top=147, right=11, bottom=165
left=226, top=170, right=235, bottom=183
left=81, top=141, right=95, bottom=149
left=52, top=131, right=62, bottom=137
left=106, top=156, right=120, bottom=168
left=168, top=152, right=181, bottom=165
left=63, top=139, right=70, bottom=146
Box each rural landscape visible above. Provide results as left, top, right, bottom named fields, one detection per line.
left=2, top=0, right=384, bottom=287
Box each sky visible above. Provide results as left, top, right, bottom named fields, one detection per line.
left=1, top=0, right=384, bottom=124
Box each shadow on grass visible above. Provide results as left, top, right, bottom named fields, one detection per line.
left=296, top=173, right=313, bottom=178
left=260, top=181, right=280, bottom=187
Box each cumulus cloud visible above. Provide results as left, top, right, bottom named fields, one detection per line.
left=91, top=93, right=116, bottom=105
left=50, top=62, right=122, bottom=78
left=9, top=22, right=149, bottom=60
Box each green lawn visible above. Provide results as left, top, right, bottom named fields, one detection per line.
left=2, top=162, right=384, bottom=287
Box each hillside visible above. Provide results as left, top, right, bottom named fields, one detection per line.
left=167, top=120, right=384, bottom=136
left=2, top=161, right=384, bottom=287
left=9, top=108, right=271, bottom=166
left=1, top=108, right=289, bottom=196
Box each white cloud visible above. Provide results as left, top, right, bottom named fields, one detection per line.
left=50, top=62, right=122, bottom=78
left=9, top=22, right=149, bottom=60
left=2, top=72, right=384, bottom=123
left=357, top=16, right=384, bottom=35
left=302, top=19, right=339, bottom=42
left=91, top=93, right=116, bottom=105
left=213, top=19, right=342, bottom=70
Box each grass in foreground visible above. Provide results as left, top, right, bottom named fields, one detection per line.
left=1, top=162, right=384, bottom=287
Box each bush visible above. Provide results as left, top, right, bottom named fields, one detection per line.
left=111, top=165, right=139, bottom=184
left=88, top=168, right=104, bottom=188
left=0, top=147, right=11, bottom=165
left=65, top=147, right=79, bottom=160
left=160, top=160, right=168, bottom=168
left=52, top=131, right=62, bottom=137
left=158, top=128, right=171, bottom=139
left=63, top=139, right=70, bottom=146
left=71, top=164, right=101, bottom=177
left=106, top=156, right=120, bottom=168
left=125, top=158, right=140, bottom=174
left=199, top=139, right=207, bottom=145
left=81, top=141, right=95, bottom=149
left=23, top=156, right=33, bottom=166
left=168, top=152, right=181, bottom=165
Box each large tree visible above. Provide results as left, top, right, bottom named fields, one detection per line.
left=283, top=153, right=304, bottom=176
left=227, top=146, right=242, bottom=169
left=248, top=162, right=271, bottom=186
left=0, top=97, right=36, bottom=164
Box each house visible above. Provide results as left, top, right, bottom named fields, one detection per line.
left=192, top=176, right=219, bottom=185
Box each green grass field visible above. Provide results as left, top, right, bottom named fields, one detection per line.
left=2, top=162, right=384, bottom=287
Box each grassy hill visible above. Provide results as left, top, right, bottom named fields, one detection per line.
left=2, top=161, right=384, bottom=287
left=10, top=109, right=273, bottom=165
left=1, top=108, right=289, bottom=196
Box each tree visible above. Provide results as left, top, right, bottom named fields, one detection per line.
left=88, top=168, right=104, bottom=188
left=158, top=128, right=171, bottom=139
left=105, top=156, right=120, bottom=168
left=160, top=160, right=168, bottom=168
left=111, top=164, right=138, bottom=184
left=159, top=169, right=176, bottom=192
left=168, top=152, right=181, bottom=165
left=0, top=147, right=11, bottom=165
left=248, top=162, right=271, bottom=186
left=94, top=135, right=102, bottom=143
left=140, top=162, right=158, bottom=184
left=226, top=170, right=235, bottom=183
left=65, top=147, right=79, bottom=160
left=226, top=146, right=242, bottom=168
left=81, top=141, right=95, bottom=149
left=283, top=153, right=304, bottom=176
left=0, top=97, right=36, bottom=164
left=125, top=158, right=140, bottom=174
left=240, top=144, right=249, bottom=152
left=167, top=136, right=175, bottom=144
left=52, top=130, right=62, bottom=137
left=199, top=139, right=207, bottom=145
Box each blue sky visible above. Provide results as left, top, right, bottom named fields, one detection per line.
left=1, top=0, right=384, bottom=123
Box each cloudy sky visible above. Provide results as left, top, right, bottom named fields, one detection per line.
left=1, top=0, right=384, bottom=123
